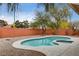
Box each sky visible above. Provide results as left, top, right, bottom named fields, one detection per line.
left=0, top=3, right=79, bottom=24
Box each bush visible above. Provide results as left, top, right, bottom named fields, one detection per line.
left=13, top=20, right=29, bottom=28
left=0, top=20, right=8, bottom=27
left=58, top=20, right=70, bottom=29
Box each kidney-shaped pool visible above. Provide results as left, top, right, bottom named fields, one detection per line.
left=12, top=35, right=74, bottom=55
left=21, top=36, right=71, bottom=47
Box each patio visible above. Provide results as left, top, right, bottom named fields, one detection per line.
left=0, top=36, right=46, bottom=56
left=0, top=35, right=79, bottom=56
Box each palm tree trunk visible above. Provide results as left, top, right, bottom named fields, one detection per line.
left=13, top=7, right=16, bottom=28
left=41, top=24, right=46, bottom=35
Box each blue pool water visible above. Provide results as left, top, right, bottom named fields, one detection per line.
left=21, top=37, right=70, bottom=47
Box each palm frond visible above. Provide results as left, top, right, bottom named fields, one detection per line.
left=37, top=3, right=54, bottom=12
left=7, top=3, right=19, bottom=12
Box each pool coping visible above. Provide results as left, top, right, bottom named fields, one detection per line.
left=12, top=35, right=79, bottom=56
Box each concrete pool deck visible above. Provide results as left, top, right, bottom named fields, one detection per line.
left=0, top=35, right=46, bottom=56
left=0, top=35, right=79, bottom=56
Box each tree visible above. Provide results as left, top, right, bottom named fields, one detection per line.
left=0, top=20, right=8, bottom=27
left=7, top=3, right=19, bottom=28
left=30, top=21, right=39, bottom=28
left=30, top=11, right=56, bottom=35
left=71, top=21, right=79, bottom=30
left=38, top=3, right=72, bottom=29
left=22, top=20, right=29, bottom=28
left=49, top=6, right=71, bottom=29
left=14, top=20, right=29, bottom=28
left=58, top=20, right=70, bottom=29
left=14, top=20, right=21, bottom=28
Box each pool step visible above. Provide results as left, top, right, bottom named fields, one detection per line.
left=52, top=40, right=73, bottom=45
left=56, top=40, right=73, bottom=43
left=53, top=42, right=59, bottom=45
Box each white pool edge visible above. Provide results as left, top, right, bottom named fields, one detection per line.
left=12, top=35, right=79, bottom=56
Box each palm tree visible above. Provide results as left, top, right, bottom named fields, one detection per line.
left=0, top=3, right=2, bottom=6
left=7, top=3, right=19, bottom=28
left=38, top=3, right=54, bottom=12
left=0, top=3, right=2, bottom=18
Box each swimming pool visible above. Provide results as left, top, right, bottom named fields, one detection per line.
left=12, top=35, right=76, bottom=55
left=21, top=36, right=71, bottom=47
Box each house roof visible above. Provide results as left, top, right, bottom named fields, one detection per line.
left=69, top=4, right=79, bottom=14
